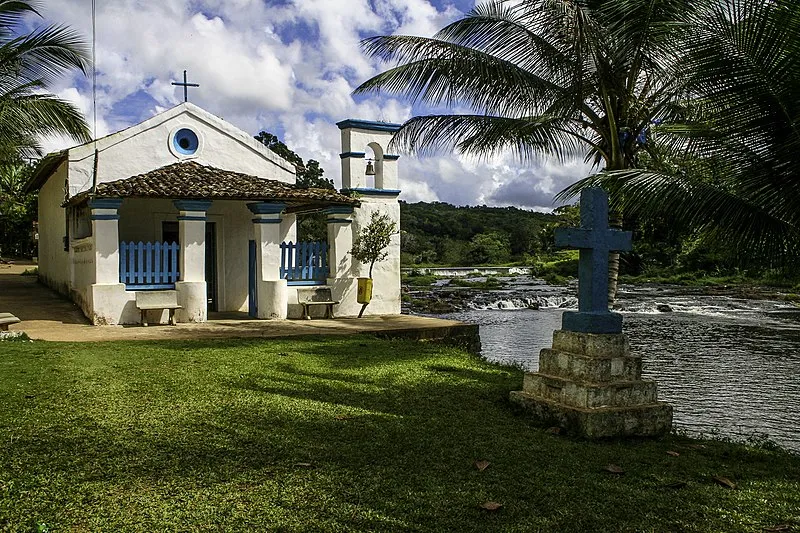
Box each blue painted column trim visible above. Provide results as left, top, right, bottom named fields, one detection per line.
left=177, top=215, right=207, bottom=222
left=326, top=218, right=352, bottom=224
left=383, top=154, right=401, bottom=161
left=90, top=213, right=120, bottom=221
left=252, top=218, right=283, bottom=224
left=173, top=199, right=212, bottom=212
left=88, top=198, right=123, bottom=209
left=247, top=202, right=286, bottom=215
left=336, top=119, right=402, bottom=132
left=342, top=188, right=401, bottom=196
left=323, top=206, right=355, bottom=215
left=339, top=152, right=366, bottom=159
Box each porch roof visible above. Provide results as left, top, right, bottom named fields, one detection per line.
left=65, top=161, right=359, bottom=211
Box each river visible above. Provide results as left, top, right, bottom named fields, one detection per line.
left=412, top=278, right=800, bottom=452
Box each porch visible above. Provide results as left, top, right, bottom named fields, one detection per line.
left=0, top=261, right=478, bottom=348
left=63, top=162, right=362, bottom=325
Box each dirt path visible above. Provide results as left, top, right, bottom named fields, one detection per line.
left=0, top=264, right=474, bottom=343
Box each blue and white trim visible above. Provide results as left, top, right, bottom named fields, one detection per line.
left=336, top=119, right=402, bottom=133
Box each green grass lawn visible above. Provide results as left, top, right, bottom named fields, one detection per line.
left=1, top=337, right=798, bottom=532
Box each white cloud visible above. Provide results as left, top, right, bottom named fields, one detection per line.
left=33, top=0, right=587, bottom=209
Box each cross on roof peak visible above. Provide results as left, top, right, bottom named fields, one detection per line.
left=554, top=187, right=632, bottom=334
left=171, top=70, right=200, bottom=103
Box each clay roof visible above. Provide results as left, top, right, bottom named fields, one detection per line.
left=65, top=161, right=357, bottom=210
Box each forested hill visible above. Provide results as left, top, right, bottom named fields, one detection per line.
left=400, top=201, right=564, bottom=266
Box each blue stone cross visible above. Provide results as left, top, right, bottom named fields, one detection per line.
left=554, top=187, right=632, bottom=334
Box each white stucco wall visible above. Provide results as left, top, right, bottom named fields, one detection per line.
left=350, top=197, right=401, bottom=317
left=65, top=103, right=295, bottom=198
left=37, top=162, right=70, bottom=295
left=70, top=237, right=95, bottom=316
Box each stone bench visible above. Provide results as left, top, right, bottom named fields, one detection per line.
left=0, top=312, right=20, bottom=331
left=297, top=287, right=339, bottom=320
left=135, top=291, right=181, bottom=326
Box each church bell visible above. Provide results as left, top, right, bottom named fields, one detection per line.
left=365, top=159, right=376, bottom=176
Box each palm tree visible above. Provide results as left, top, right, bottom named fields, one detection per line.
left=0, top=0, right=91, bottom=160
left=559, top=0, right=800, bottom=268
left=355, top=0, right=696, bottom=300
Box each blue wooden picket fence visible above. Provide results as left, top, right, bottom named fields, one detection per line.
left=280, top=241, right=329, bottom=285
left=120, top=241, right=180, bottom=290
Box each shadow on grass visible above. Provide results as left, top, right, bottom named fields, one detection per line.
left=1, top=338, right=799, bottom=532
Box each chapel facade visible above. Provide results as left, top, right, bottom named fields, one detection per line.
left=25, top=103, right=402, bottom=325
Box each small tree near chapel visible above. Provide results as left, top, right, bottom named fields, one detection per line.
left=350, top=211, right=397, bottom=318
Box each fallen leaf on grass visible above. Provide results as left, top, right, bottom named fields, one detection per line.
left=474, top=460, right=490, bottom=472
left=687, top=444, right=706, bottom=450
left=294, top=463, right=315, bottom=469
left=762, top=525, right=792, bottom=532
left=666, top=450, right=680, bottom=457
left=479, top=501, right=503, bottom=511
left=334, top=415, right=353, bottom=421
left=712, top=475, right=737, bottom=489
left=546, top=426, right=561, bottom=435
left=664, top=481, right=687, bottom=489
left=604, top=464, right=625, bottom=475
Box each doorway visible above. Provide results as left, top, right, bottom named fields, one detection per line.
left=162, top=221, right=218, bottom=311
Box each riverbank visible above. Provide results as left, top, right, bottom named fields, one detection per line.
left=1, top=336, right=798, bottom=532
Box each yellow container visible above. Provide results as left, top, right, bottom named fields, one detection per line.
left=357, top=277, right=373, bottom=304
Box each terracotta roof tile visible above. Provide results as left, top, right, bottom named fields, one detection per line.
left=66, top=161, right=357, bottom=208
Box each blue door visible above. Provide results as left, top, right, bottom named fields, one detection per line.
left=248, top=240, right=257, bottom=317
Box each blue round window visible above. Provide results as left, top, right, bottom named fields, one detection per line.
left=173, top=128, right=199, bottom=155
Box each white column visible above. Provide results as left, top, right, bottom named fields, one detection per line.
left=248, top=202, right=288, bottom=319
left=324, top=206, right=359, bottom=316
left=174, top=200, right=211, bottom=323
left=88, top=198, right=135, bottom=325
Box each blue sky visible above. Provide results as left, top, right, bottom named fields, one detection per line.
left=40, top=0, right=589, bottom=210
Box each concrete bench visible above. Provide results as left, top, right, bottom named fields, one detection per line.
left=0, top=312, right=20, bottom=331
left=297, top=287, right=339, bottom=320
left=135, top=291, right=181, bottom=326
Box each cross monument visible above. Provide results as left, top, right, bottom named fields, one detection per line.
left=171, top=70, right=200, bottom=103
left=555, top=187, right=632, bottom=334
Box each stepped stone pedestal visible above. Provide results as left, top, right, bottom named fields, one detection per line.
left=510, top=329, right=672, bottom=438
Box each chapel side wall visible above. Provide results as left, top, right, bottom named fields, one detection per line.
left=67, top=112, right=295, bottom=198
left=37, top=162, right=71, bottom=295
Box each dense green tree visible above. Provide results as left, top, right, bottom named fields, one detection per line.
left=468, top=232, right=511, bottom=265
left=254, top=131, right=334, bottom=190
left=254, top=131, right=334, bottom=241
left=0, top=0, right=91, bottom=159
left=355, top=0, right=696, bottom=298
left=0, top=161, right=36, bottom=258
left=560, top=0, right=800, bottom=269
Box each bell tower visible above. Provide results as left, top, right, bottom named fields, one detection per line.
left=337, top=119, right=401, bottom=192
left=333, top=119, right=403, bottom=316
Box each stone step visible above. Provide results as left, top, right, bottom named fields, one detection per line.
left=509, top=391, right=673, bottom=438
left=522, top=372, right=659, bottom=409
left=551, top=329, right=630, bottom=358
left=538, top=348, right=642, bottom=382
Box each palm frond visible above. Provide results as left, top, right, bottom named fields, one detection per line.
left=390, top=114, right=589, bottom=162
left=356, top=36, right=562, bottom=117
